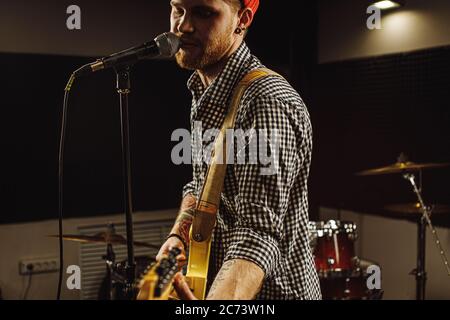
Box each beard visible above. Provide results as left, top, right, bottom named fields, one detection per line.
left=175, top=26, right=234, bottom=71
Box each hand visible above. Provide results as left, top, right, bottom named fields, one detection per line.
left=156, top=236, right=187, bottom=269
left=173, top=272, right=198, bottom=300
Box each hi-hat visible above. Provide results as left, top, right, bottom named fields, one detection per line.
left=384, top=203, right=450, bottom=217
left=356, top=161, right=449, bottom=176
left=48, top=232, right=159, bottom=249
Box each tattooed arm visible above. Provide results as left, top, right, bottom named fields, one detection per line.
left=206, top=259, right=264, bottom=300
left=170, top=194, right=196, bottom=246
left=156, top=194, right=196, bottom=262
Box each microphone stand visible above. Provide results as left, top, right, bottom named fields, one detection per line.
left=115, top=65, right=136, bottom=299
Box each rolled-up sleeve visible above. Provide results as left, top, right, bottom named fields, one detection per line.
left=182, top=180, right=197, bottom=199
left=223, top=94, right=308, bottom=278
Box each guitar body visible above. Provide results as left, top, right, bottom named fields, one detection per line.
left=185, top=227, right=212, bottom=300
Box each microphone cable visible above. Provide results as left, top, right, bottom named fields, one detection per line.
left=57, top=74, right=75, bottom=300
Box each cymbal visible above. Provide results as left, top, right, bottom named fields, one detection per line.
left=48, top=233, right=160, bottom=249
left=384, top=203, right=450, bottom=217
left=356, top=161, right=449, bottom=176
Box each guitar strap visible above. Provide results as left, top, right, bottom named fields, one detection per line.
left=185, top=67, right=281, bottom=299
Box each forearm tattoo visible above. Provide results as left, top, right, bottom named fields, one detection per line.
left=207, top=259, right=236, bottom=298
left=175, top=210, right=194, bottom=247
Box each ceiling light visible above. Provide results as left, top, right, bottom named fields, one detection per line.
left=372, top=1, right=404, bottom=10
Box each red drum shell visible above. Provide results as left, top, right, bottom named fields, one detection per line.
left=309, top=220, right=357, bottom=274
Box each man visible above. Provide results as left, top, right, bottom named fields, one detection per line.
left=156, top=0, right=321, bottom=300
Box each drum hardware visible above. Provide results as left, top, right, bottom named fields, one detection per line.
left=401, top=172, right=450, bottom=300
left=100, top=224, right=126, bottom=300
left=50, top=223, right=158, bottom=300
left=98, top=255, right=156, bottom=300
left=319, top=266, right=383, bottom=300
left=357, top=153, right=450, bottom=300
left=384, top=203, right=450, bottom=218
left=103, top=227, right=116, bottom=300
left=48, top=232, right=159, bottom=249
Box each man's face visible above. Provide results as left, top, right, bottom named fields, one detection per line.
left=170, top=0, right=240, bottom=70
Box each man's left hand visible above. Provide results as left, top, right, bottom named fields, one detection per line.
left=173, top=272, right=198, bottom=300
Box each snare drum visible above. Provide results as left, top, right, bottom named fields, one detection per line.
left=308, top=220, right=357, bottom=275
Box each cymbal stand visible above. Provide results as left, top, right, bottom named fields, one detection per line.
left=402, top=172, right=450, bottom=300
left=103, top=243, right=116, bottom=300
left=102, top=223, right=121, bottom=300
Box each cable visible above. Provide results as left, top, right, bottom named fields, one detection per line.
left=57, top=74, right=75, bottom=300
left=22, top=272, right=33, bottom=300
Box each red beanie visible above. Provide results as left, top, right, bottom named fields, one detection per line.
left=241, top=0, right=259, bottom=14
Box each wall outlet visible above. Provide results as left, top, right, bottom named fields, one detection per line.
left=19, top=257, right=59, bottom=275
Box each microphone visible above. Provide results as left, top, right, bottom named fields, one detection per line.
left=73, top=32, right=180, bottom=78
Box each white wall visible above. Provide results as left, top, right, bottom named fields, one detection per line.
left=319, top=207, right=450, bottom=299
left=319, top=0, right=450, bottom=63
left=0, top=209, right=177, bottom=300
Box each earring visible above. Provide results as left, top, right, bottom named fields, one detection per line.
left=235, top=25, right=246, bottom=35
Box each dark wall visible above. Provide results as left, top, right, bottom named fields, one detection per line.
left=309, top=46, right=450, bottom=227
left=2, top=2, right=318, bottom=224
left=4, top=54, right=193, bottom=223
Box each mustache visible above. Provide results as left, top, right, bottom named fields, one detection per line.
left=177, top=34, right=201, bottom=46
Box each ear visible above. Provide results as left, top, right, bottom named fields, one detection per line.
left=238, top=7, right=254, bottom=29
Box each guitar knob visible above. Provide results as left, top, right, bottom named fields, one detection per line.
left=156, top=266, right=165, bottom=276
left=169, top=256, right=177, bottom=265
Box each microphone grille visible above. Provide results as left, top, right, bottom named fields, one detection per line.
left=155, top=32, right=181, bottom=58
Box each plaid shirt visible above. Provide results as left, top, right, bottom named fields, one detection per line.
left=182, top=42, right=321, bottom=300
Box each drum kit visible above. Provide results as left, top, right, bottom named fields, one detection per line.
left=308, top=220, right=383, bottom=299
left=51, top=154, right=450, bottom=300
left=309, top=154, right=450, bottom=300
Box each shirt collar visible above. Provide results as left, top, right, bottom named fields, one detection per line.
left=187, top=42, right=253, bottom=125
